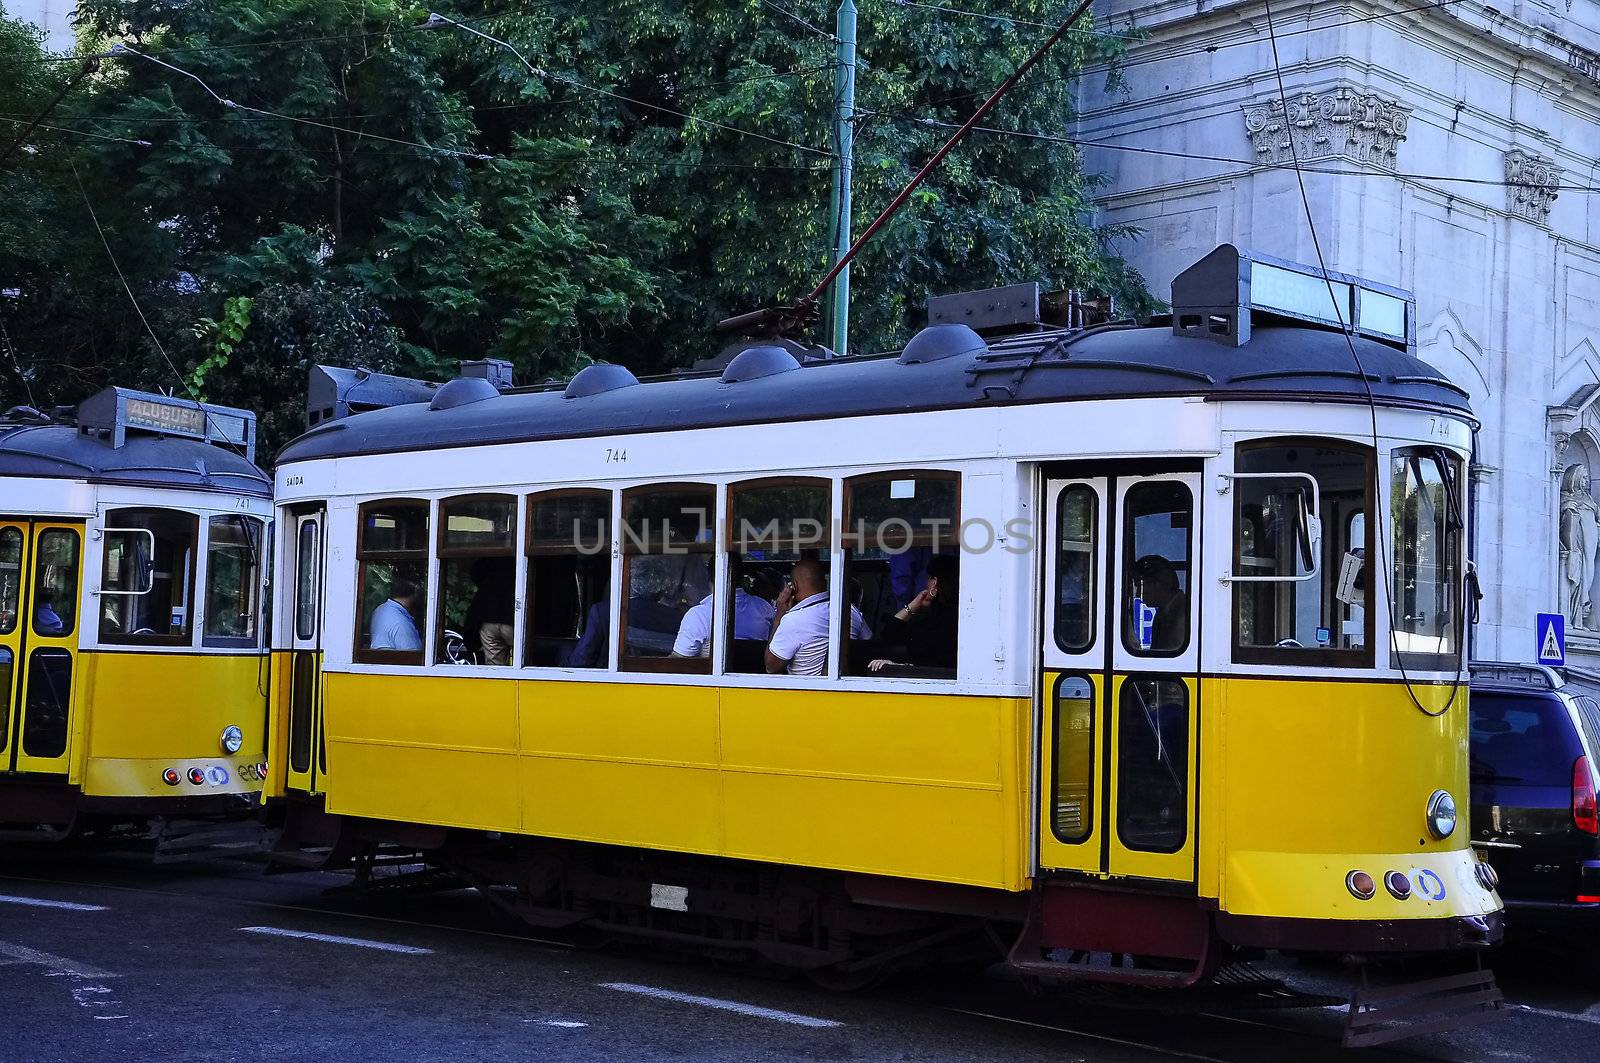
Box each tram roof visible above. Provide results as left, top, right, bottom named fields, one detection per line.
left=277, top=322, right=1472, bottom=465
left=0, top=423, right=271, bottom=497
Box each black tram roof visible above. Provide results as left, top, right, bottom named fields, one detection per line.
left=276, top=322, right=1472, bottom=466
left=0, top=422, right=271, bottom=497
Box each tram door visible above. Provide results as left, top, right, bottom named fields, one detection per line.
left=285, top=508, right=326, bottom=794
left=1, top=521, right=83, bottom=777
left=1038, top=472, right=1201, bottom=885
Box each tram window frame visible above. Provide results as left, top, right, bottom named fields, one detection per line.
left=1049, top=672, right=1096, bottom=844
left=353, top=498, right=431, bottom=666
left=525, top=488, right=612, bottom=670
left=1120, top=482, right=1193, bottom=659
left=434, top=494, right=518, bottom=668
left=293, top=518, right=320, bottom=643
left=1054, top=485, right=1098, bottom=655
left=840, top=469, right=962, bottom=680
left=0, top=525, right=22, bottom=636
left=1390, top=447, right=1465, bottom=671
left=98, top=508, right=198, bottom=647
left=1230, top=438, right=1376, bottom=668
left=619, top=483, right=717, bottom=675
left=202, top=514, right=265, bottom=649
left=726, top=477, right=831, bottom=676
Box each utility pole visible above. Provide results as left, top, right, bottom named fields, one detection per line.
left=825, top=0, right=857, bottom=357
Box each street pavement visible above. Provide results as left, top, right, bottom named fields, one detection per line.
left=0, top=846, right=1596, bottom=1062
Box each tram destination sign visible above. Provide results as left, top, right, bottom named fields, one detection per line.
left=76, top=386, right=257, bottom=461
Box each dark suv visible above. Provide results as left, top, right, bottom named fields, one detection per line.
left=1469, top=662, right=1600, bottom=923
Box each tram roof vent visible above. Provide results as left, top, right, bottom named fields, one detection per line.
left=564, top=363, right=640, bottom=399
left=459, top=357, right=514, bottom=390
left=76, top=386, right=256, bottom=462
left=898, top=323, right=987, bottom=365
left=429, top=375, right=500, bottom=412
left=720, top=345, right=801, bottom=383
left=1170, top=244, right=1415, bottom=353
left=307, top=365, right=441, bottom=429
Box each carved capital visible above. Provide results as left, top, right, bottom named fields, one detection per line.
left=1241, top=87, right=1411, bottom=171
left=1505, top=149, right=1562, bottom=225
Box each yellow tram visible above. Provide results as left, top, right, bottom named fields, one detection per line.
left=265, top=247, right=1502, bottom=1032
left=0, top=387, right=271, bottom=838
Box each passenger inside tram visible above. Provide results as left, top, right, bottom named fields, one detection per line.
left=1129, top=554, right=1188, bottom=652
left=370, top=576, right=424, bottom=651
left=764, top=559, right=870, bottom=676
left=864, top=552, right=960, bottom=676
left=463, top=556, right=515, bottom=665
left=33, top=594, right=64, bottom=636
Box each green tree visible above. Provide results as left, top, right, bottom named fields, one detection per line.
left=2, top=0, right=1150, bottom=454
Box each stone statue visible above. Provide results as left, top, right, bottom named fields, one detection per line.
left=1560, top=463, right=1600, bottom=629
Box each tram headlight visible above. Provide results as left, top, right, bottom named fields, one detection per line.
left=220, top=725, right=244, bottom=756
left=1426, top=789, right=1457, bottom=840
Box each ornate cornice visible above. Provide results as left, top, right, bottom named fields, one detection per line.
left=1242, top=87, right=1411, bottom=172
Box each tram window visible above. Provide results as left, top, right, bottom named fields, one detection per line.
left=355, top=500, right=429, bottom=665
left=621, top=485, right=715, bottom=672
left=294, top=520, right=319, bottom=641
left=726, top=479, right=830, bottom=675
left=1055, top=487, right=1097, bottom=653
left=0, top=526, right=20, bottom=635
left=204, top=516, right=263, bottom=647
left=1117, top=677, right=1188, bottom=853
left=31, top=529, right=80, bottom=639
left=1392, top=448, right=1463, bottom=668
left=436, top=495, right=516, bottom=667
left=1232, top=441, right=1373, bottom=664
left=526, top=491, right=611, bottom=669
left=0, top=647, right=10, bottom=751
left=100, top=510, right=194, bottom=645
left=22, top=647, right=72, bottom=759
left=1122, top=483, right=1191, bottom=656
left=842, top=471, right=960, bottom=679
left=1051, top=675, right=1095, bottom=843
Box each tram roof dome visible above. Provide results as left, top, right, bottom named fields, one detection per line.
left=0, top=420, right=269, bottom=496
left=278, top=320, right=1471, bottom=466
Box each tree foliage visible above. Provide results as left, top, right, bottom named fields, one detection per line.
left=0, top=0, right=1150, bottom=455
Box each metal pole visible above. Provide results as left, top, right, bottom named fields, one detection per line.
left=826, top=0, right=857, bottom=356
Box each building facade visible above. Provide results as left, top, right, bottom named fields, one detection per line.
left=1079, top=0, right=1600, bottom=665
left=6, top=0, right=74, bottom=52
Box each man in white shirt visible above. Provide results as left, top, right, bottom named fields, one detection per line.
left=370, top=577, right=423, bottom=652
left=765, top=560, right=870, bottom=675
left=672, top=586, right=775, bottom=657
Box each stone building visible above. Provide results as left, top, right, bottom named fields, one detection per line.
left=6, top=1, right=75, bottom=52
left=1079, top=0, right=1600, bottom=665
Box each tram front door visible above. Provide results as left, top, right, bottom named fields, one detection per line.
left=1037, top=471, right=1201, bottom=886
left=1, top=520, right=83, bottom=778
left=284, top=507, right=326, bottom=794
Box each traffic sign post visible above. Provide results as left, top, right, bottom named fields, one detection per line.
left=1537, top=612, right=1565, bottom=667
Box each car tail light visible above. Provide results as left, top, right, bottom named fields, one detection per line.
left=1575, top=756, right=1599, bottom=837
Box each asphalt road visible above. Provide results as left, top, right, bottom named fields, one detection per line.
left=0, top=846, right=1596, bottom=1063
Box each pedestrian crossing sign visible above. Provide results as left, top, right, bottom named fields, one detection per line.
left=1537, top=612, right=1565, bottom=667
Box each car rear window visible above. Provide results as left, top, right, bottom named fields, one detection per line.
left=1573, top=695, right=1600, bottom=759
left=1470, top=693, right=1578, bottom=786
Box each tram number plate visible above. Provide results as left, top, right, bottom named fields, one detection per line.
left=649, top=883, right=689, bottom=912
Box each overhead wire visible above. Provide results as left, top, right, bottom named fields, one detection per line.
left=1259, top=0, right=1463, bottom=717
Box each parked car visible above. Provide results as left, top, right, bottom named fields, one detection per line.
left=1469, top=662, right=1600, bottom=927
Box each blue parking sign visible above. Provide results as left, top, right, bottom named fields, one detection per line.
left=1537, top=612, right=1565, bottom=667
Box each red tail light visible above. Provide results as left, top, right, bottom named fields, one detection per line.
left=1575, top=756, right=1599, bottom=837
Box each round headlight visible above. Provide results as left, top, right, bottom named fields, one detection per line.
left=1346, top=870, right=1376, bottom=900
left=1426, top=789, right=1457, bottom=840
left=220, top=725, right=244, bottom=755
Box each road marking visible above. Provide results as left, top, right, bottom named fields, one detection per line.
left=1516, top=1003, right=1600, bottom=1027
left=598, top=982, right=842, bottom=1028
left=0, top=940, right=116, bottom=979
left=525, top=1019, right=589, bottom=1028
left=239, top=926, right=432, bottom=954
left=944, top=1007, right=1226, bottom=1063
left=0, top=894, right=108, bottom=912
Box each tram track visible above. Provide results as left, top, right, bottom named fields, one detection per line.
left=0, top=853, right=1568, bottom=1063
